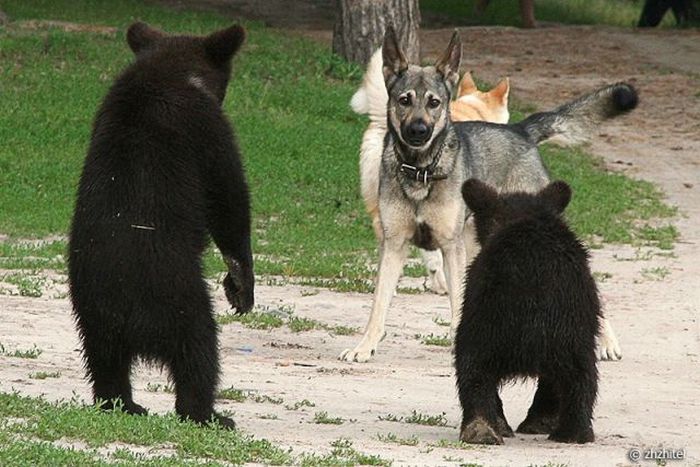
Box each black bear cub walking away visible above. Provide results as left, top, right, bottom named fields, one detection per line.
left=455, top=179, right=600, bottom=445
left=68, top=22, right=254, bottom=429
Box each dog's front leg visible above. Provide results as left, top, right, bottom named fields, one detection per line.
left=339, top=238, right=408, bottom=362
left=442, top=240, right=467, bottom=336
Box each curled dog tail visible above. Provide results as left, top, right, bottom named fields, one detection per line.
left=350, top=47, right=388, bottom=129
left=518, top=82, right=638, bottom=145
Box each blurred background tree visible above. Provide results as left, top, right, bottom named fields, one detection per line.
left=333, top=0, right=420, bottom=65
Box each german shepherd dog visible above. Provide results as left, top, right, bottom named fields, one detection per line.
left=351, top=47, right=509, bottom=297
left=340, top=27, right=636, bottom=363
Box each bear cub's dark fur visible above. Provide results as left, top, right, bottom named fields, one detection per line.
left=68, top=22, right=254, bottom=429
left=455, top=179, right=600, bottom=445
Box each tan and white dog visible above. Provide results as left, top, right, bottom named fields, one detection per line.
left=350, top=48, right=510, bottom=295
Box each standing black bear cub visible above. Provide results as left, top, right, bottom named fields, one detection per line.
left=455, top=179, right=600, bottom=445
left=68, top=22, right=254, bottom=429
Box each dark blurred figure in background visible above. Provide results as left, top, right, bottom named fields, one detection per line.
left=475, top=0, right=536, bottom=28
left=638, top=0, right=699, bottom=27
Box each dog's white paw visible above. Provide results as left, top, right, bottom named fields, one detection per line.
left=339, top=341, right=377, bottom=363
left=596, top=322, right=622, bottom=361
left=428, top=268, right=449, bottom=295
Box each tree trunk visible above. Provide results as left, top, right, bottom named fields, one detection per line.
left=332, top=0, right=420, bottom=66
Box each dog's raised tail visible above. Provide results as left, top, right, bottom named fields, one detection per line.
left=518, top=82, right=638, bottom=145
left=350, top=48, right=388, bottom=128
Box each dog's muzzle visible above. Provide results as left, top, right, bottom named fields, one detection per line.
left=402, top=120, right=433, bottom=147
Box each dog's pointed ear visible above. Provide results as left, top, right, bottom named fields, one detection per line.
left=489, top=77, right=510, bottom=105
left=462, top=179, right=498, bottom=216
left=127, top=22, right=165, bottom=55
left=458, top=71, right=478, bottom=97
left=382, top=26, right=408, bottom=86
left=541, top=180, right=572, bottom=214
left=435, top=30, right=462, bottom=91
left=204, top=24, right=246, bottom=65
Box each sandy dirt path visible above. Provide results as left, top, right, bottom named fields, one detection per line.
left=1, top=19, right=699, bottom=467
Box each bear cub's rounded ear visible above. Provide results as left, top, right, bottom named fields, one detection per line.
left=541, top=180, right=572, bottom=213
left=462, top=178, right=498, bottom=216
left=127, top=22, right=164, bottom=55
left=204, top=24, right=246, bottom=65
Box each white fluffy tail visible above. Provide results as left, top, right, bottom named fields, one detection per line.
left=350, top=48, right=388, bottom=129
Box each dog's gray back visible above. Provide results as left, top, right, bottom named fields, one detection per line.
left=455, top=121, right=550, bottom=194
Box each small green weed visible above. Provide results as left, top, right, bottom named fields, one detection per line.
left=416, top=333, right=452, bottom=347
left=288, top=316, right=325, bottom=333
left=28, top=371, right=61, bottom=380
left=376, top=432, right=419, bottom=446
left=145, top=382, right=175, bottom=394
left=404, top=410, right=449, bottom=427
left=0, top=343, right=43, bottom=359
left=641, top=266, right=670, bottom=281
left=378, top=413, right=402, bottom=423
left=431, top=438, right=476, bottom=450
left=216, top=386, right=247, bottom=402
left=313, top=411, right=345, bottom=425
left=432, top=316, right=451, bottom=327
left=285, top=399, right=316, bottom=411
left=250, top=394, right=284, bottom=405
left=3, top=272, right=45, bottom=297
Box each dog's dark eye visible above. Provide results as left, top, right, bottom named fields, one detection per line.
left=398, top=95, right=411, bottom=106
left=428, top=98, right=441, bottom=109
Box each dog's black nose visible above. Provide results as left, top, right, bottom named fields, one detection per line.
left=405, top=121, right=431, bottom=145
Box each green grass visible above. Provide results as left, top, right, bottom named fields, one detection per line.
left=376, top=433, right=420, bottom=446
left=378, top=410, right=450, bottom=427
left=285, top=399, right=316, bottom=411
left=416, top=333, right=452, bottom=347
left=216, top=386, right=248, bottom=402
left=404, top=410, right=450, bottom=427
left=217, top=304, right=358, bottom=335
left=145, top=382, right=175, bottom=394
left=288, top=316, right=326, bottom=333
left=0, top=0, right=678, bottom=291
left=215, top=387, right=284, bottom=405
left=430, top=438, right=476, bottom=450
left=28, top=371, right=61, bottom=380
left=300, top=439, right=390, bottom=467
left=312, top=411, right=345, bottom=425
left=641, top=266, right=671, bottom=280
left=432, top=316, right=451, bottom=327
left=217, top=306, right=287, bottom=329
left=0, top=343, right=43, bottom=359
left=0, top=391, right=293, bottom=465
left=3, top=271, right=45, bottom=297
left=421, top=0, right=675, bottom=28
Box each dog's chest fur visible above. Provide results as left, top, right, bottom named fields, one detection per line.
left=379, top=131, right=468, bottom=246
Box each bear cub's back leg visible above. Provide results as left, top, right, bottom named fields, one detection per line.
left=82, top=330, right=147, bottom=415
left=168, top=288, right=234, bottom=429
left=517, top=376, right=560, bottom=434
left=457, top=365, right=506, bottom=445
left=549, top=359, right=597, bottom=444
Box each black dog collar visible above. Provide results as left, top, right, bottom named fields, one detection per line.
left=399, top=163, right=448, bottom=183
left=396, top=137, right=449, bottom=185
